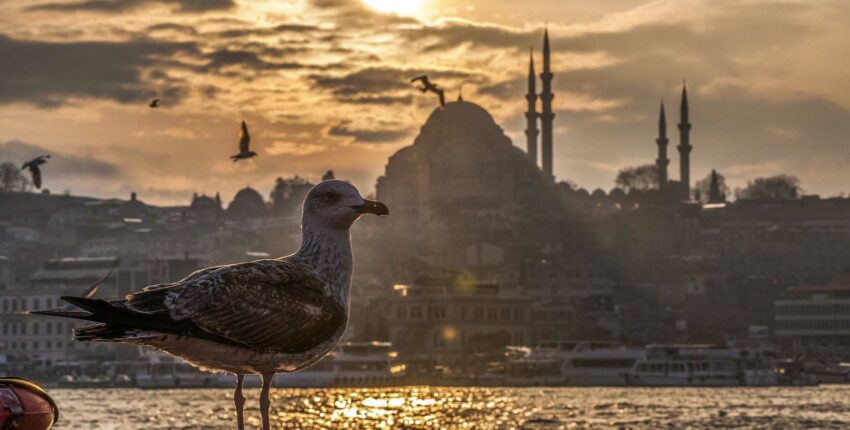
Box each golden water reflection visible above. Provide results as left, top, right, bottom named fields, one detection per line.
left=51, top=385, right=850, bottom=429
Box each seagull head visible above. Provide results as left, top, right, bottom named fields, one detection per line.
left=303, top=180, right=388, bottom=229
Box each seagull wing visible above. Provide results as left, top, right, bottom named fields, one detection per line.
left=437, top=89, right=445, bottom=108
left=410, top=75, right=427, bottom=84
left=126, top=259, right=342, bottom=353
left=30, top=165, right=42, bottom=189
left=239, top=121, right=250, bottom=153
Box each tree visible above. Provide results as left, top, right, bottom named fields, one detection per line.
left=269, top=175, right=314, bottom=216
left=615, top=164, right=658, bottom=192
left=0, top=161, right=31, bottom=192
left=735, top=174, right=802, bottom=200
left=695, top=170, right=730, bottom=204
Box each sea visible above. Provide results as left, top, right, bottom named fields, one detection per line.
left=50, top=386, right=850, bottom=429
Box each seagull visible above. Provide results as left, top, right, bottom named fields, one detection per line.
left=20, top=155, right=50, bottom=189
left=31, top=180, right=388, bottom=430
left=149, top=99, right=160, bottom=108
left=230, top=120, right=257, bottom=162
left=61, top=269, right=113, bottom=310
left=411, top=75, right=445, bottom=108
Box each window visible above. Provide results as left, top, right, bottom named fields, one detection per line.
left=33, top=323, right=39, bottom=335
left=33, top=298, right=40, bottom=310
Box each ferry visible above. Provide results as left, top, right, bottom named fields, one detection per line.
left=276, top=341, right=404, bottom=387
left=505, top=341, right=644, bottom=386
left=627, top=343, right=779, bottom=386
left=504, top=341, right=573, bottom=386
left=135, top=355, right=217, bottom=388
left=211, top=341, right=406, bottom=388
left=561, top=341, right=645, bottom=386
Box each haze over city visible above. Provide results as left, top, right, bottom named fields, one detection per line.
left=2, top=0, right=849, bottom=205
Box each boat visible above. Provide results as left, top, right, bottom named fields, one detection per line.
left=212, top=341, right=406, bottom=388
left=505, top=341, right=643, bottom=386
left=504, top=341, right=573, bottom=386
left=561, top=341, right=645, bottom=386
left=805, top=362, right=850, bottom=384
left=135, top=354, right=218, bottom=388
left=628, top=343, right=780, bottom=387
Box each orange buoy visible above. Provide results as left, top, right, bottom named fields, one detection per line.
left=0, top=377, right=58, bottom=430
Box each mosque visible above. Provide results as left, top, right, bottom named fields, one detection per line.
left=373, top=28, right=722, bottom=278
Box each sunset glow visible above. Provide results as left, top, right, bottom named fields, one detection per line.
left=361, top=0, right=425, bottom=15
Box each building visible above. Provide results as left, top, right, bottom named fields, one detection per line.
left=0, top=256, right=200, bottom=369
left=374, top=99, right=561, bottom=279
left=386, top=271, right=531, bottom=362
left=775, top=274, right=850, bottom=348
left=226, top=186, right=269, bottom=219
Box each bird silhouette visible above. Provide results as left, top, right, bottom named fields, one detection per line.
left=230, top=121, right=258, bottom=162
left=149, top=99, right=160, bottom=108
left=411, top=75, right=445, bottom=108
left=62, top=269, right=113, bottom=310
left=20, top=155, right=50, bottom=189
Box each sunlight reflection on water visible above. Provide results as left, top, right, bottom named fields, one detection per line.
left=50, top=385, right=850, bottom=429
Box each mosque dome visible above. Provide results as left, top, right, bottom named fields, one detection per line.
left=378, top=100, right=555, bottom=213
left=226, top=187, right=268, bottom=219
left=190, top=194, right=218, bottom=211
left=189, top=192, right=222, bottom=222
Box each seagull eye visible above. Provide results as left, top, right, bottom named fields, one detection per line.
left=323, top=191, right=340, bottom=202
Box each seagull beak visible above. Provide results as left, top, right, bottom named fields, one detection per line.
left=352, top=199, right=389, bottom=216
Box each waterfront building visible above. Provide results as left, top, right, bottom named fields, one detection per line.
left=775, top=274, right=850, bottom=347
left=386, top=271, right=531, bottom=363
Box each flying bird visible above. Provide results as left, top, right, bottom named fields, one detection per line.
left=149, top=99, right=160, bottom=108
left=230, top=120, right=258, bottom=162
left=20, top=155, right=50, bottom=189
left=32, top=180, right=388, bottom=430
left=411, top=75, right=445, bottom=108
left=60, top=268, right=113, bottom=311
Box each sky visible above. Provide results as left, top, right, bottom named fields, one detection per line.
left=1, top=0, right=849, bottom=205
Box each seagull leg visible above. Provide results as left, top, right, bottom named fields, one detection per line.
left=260, top=372, right=274, bottom=430
left=234, top=374, right=245, bottom=430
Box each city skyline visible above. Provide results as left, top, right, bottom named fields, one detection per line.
left=2, top=0, right=850, bottom=205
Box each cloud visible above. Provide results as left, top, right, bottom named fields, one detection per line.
left=309, top=66, right=477, bottom=103
left=0, top=34, right=196, bottom=106
left=400, top=19, right=537, bottom=52
left=328, top=120, right=411, bottom=144
left=201, top=49, right=307, bottom=72
left=265, top=141, right=326, bottom=156
left=0, top=140, right=122, bottom=179
left=213, top=23, right=320, bottom=39
left=147, top=23, right=199, bottom=35
left=25, top=0, right=235, bottom=14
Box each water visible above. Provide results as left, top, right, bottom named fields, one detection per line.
left=50, top=386, right=850, bottom=429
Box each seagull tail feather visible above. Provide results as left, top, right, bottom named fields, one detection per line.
left=73, top=324, right=132, bottom=341
left=29, top=309, right=97, bottom=321
left=59, top=296, right=114, bottom=316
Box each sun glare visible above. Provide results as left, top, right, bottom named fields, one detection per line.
left=361, top=0, right=425, bottom=15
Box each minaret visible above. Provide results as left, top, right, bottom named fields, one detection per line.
left=677, top=81, right=692, bottom=199
left=524, top=49, right=539, bottom=165
left=655, top=101, right=669, bottom=190
left=539, top=28, right=555, bottom=181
